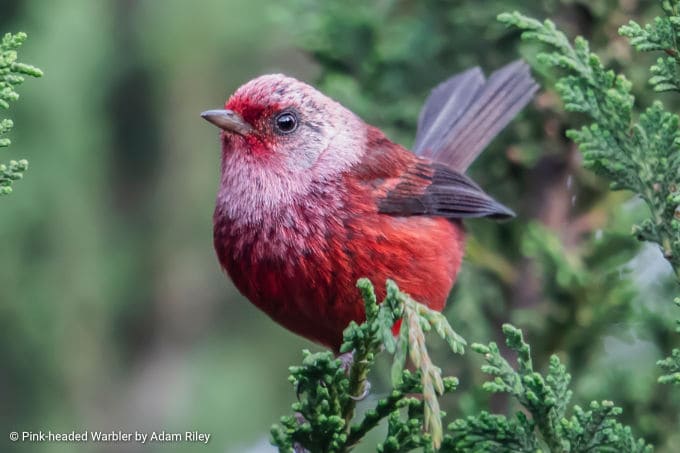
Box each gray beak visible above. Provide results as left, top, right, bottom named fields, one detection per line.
left=200, top=109, right=254, bottom=135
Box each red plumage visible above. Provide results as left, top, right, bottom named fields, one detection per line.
left=204, top=64, right=537, bottom=351
left=214, top=126, right=464, bottom=350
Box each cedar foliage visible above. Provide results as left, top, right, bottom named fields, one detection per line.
left=0, top=31, right=41, bottom=196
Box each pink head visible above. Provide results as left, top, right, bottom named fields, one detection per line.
left=203, top=74, right=367, bottom=177
left=202, top=74, right=367, bottom=224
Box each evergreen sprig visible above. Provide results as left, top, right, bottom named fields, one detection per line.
left=499, top=10, right=680, bottom=281
left=0, top=31, right=42, bottom=196
left=0, top=158, right=28, bottom=195
left=498, top=0, right=680, bottom=408
left=620, top=0, right=680, bottom=92
left=619, top=0, right=680, bottom=389
left=500, top=8, right=680, bottom=389
left=271, top=282, right=649, bottom=451
left=443, top=325, right=651, bottom=452
left=271, top=280, right=464, bottom=452
left=658, top=298, right=680, bottom=385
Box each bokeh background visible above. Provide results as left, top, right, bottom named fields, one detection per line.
left=0, top=0, right=678, bottom=452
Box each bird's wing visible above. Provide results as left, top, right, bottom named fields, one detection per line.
left=413, top=60, right=538, bottom=172
left=376, top=160, right=514, bottom=219
left=357, top=129, right=514, bottom=219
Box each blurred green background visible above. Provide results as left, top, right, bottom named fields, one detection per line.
left=0, top=0, right=678, bottom=452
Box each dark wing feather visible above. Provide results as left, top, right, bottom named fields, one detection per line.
left=376, top=161, right=515, bottom=220
left=413, top=60, right=538, bottom=172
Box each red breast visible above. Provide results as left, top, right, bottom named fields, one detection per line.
left=214, top=168, right=465, bottom=351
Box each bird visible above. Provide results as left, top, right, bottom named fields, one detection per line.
left=202, top=61, right=537, bottom=352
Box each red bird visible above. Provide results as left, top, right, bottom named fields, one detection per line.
left=202, top=62, right=537, bottom=352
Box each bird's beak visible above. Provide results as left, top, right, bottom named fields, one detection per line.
left=200, top=109, right=254, bottom=136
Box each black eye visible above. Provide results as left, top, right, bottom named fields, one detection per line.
left=274, top=111, right=298, bottom=134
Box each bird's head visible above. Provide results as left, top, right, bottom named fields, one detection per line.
left=202, top=74, right=366, bottom=179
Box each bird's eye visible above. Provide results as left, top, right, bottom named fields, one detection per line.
left=274, top=111, right=298, bottom=134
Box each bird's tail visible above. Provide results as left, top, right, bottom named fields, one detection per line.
left=412, top=60, right=538, bottom=172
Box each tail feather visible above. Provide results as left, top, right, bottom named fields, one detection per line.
left=413, top=67, right=485, bottom=152
left=413, top=60, right=538, bottom=172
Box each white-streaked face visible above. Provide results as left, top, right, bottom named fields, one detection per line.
left=215, top=74, right=367, bottom=224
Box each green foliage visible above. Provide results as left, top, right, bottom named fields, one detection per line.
left=0, top=158, right=28, bottom=195
left=658, top=298, right=680, bottom=385
left=272, top=282, right=648, bottom=452
left=0, top=31, right=42, bottom=196
left=445, top=325, right=650, bottom=452
left=500, top=8, right=680, bottom=394
left=659, top=345, right=680, bottom=385
left=618, top=0, right=680, bottom=389
left=271, top=280, right=463, bottom=452
left=521, top=222, right=637, bottom=304
left=499, top=10, right=680, bottom=280
left=620, top=0, right=680, bottom=93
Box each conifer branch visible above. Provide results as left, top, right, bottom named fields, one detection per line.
left=658, top=298, right=680, bottom=385
left=271, top=279, right=464, bottom=452
left=618, top=0, right=680, bottom=387
left=499, top=6, right=680, bottom=388
left=0, top=32, right=42, bottom=196
left=620, top=0, right=680, bottom=93
left=499, top=10, right=680, bottom=281
left=444, top=325, right=651, bottom=452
